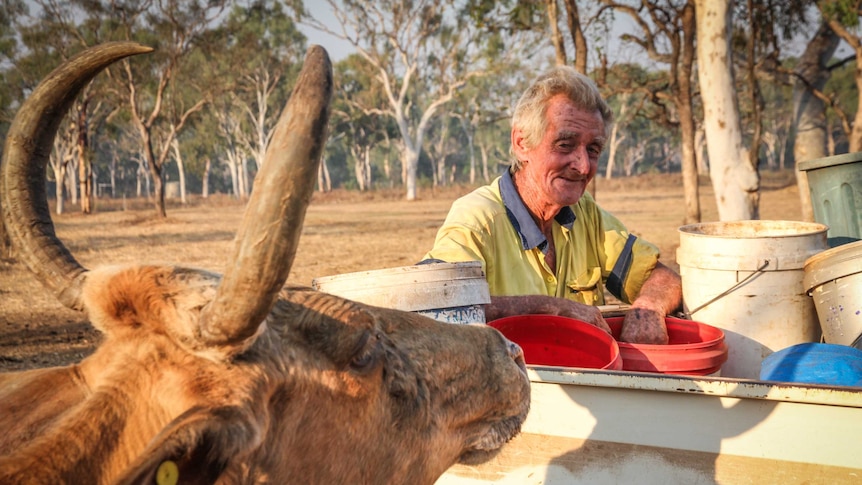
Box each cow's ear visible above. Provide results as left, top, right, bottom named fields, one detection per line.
left=116, top=406, right=262, bottom=485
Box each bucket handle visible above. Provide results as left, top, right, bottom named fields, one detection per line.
left=683, top=260, right=770, bottom=318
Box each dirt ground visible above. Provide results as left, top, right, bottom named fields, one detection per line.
left=0, top=171, right=803, bottom=371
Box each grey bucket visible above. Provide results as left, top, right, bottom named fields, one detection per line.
left=799, top=152, right=862, bottom=245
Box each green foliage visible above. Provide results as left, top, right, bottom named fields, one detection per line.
left=821, top=0, right=860, bottom=27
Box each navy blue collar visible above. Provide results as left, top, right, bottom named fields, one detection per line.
left=500, top=169, right=576, bottom=252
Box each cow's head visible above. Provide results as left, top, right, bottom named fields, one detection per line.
left=0, top=43, right=530, bottom=484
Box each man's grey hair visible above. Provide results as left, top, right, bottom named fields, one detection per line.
left=510, top=66, right=613, bottom=171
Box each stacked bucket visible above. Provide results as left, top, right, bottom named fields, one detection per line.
left=677, top=153, right=862, bottom=383
left=799, top=153, right=862, bottom=350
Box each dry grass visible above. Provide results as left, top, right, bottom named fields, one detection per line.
left=0, top=171, right=803, bottom=370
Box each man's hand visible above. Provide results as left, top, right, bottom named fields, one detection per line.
left=617, top=261, right=681, bottom=344
left=487, top=295, right=612, bottom=335
left=619, top=307, right=668, bottom=344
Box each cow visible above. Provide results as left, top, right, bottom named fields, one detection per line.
left=0, top=42, right=530, bottom=485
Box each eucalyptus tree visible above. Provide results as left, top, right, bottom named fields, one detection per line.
left=329, top=53, right=397, bottom=190
left=0, top=0, right=26, bottom=257
left=718, top=0, right=816, bottom=219
left=450, top=66, right=529, bottom=184
left=215, top=0, right=306, bottom=190
left=0, top=0, right=23, bottom=134
left=789, top=20, right=841, bottom=220
left=4, top=1, right=95, bottom=214
left=424, top=112, right=462, bottom=187
left=597, top=0, right=700, bottom=223
left=821, top=1, right=862, bottom=152
left=114, top=0, right=228, bottom=217
left=696, top=0, right=760, bottom=220
left=11, top=0, right=228, bottom=217
left=296, top=0, right=539, bottom=200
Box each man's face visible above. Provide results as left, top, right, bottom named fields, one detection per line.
left=512, top=94, right=605, bottom=209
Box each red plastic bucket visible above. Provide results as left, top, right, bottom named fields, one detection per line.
left=489, top=315, right=623, bottom=370
left=607, top=316, right=728, bottom=376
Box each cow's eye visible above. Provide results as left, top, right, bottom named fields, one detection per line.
left=350, top=332, right=381, bottom=372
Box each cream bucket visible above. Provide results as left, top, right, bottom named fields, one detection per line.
left=803, top=240, right=862, bottom=348
left=311, top=261, right=491, bottom=324
left=677, top=221, right=828, bottom=378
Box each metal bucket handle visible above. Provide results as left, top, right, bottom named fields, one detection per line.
left=683, top=260, right=771, bottom=318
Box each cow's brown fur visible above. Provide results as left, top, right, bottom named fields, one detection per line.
left=0, top=43, right=530, bottom=484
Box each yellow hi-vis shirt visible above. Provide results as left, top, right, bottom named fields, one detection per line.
left=422, top=173, right=661, bottom=305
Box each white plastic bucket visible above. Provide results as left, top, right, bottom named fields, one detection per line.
left=677, top=221, right=828, bottom=378
left=311, top=261, right=491, bottom=324
left=803, top=240, right=862, bottom=348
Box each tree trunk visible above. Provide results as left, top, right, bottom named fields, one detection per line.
left=793, top=22, right=840, bottom=221
left=605, top=122, right=621, bottom=179
left=678, top=1, right=700, bottom=224
left=227, top=152, right=240, bottom=198
left=562, top=0, right=587, bottom=74
left=76, top=104, right=93, bottom=214
left=561, top=0, right=590, bottom=194
left=150, top=164, right=166, bottom=218
left=139, top=128, right=167, bottom=217
left=354, top=145, right=372, bottom=191
left=695, top=127, right=708, bottom=174
left=318, top=157, right=331, bottom=192
left=546, top=0, right=567, bottom=66
left=404, top=143, right=421, bottom=201
left=109, top=154, right=118, bottom=198
left=66, top=163, right=78, bottom=207
left=695, top=0, right=759, bottom=221
left=479, top=142, right=490, bottom=183
left=202, top=157, right=211, bottom=198
left=240, top=152, right=250, bottom=198
left=171, top=138, right=188, bottom=205
left=53, top=162, right=66, bottom=215
left=745, top=0, right=764, bottom=176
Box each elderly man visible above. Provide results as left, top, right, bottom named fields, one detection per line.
left=422, top=66, right=681, bottom=344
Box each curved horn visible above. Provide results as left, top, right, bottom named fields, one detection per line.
left=198, top=45, right=333, bottom=348
left=0, top=42, right=154, bottom=310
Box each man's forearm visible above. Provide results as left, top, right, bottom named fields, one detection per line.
left=485, top=294, right=608, bottom=331
left=630, top=262, right=683, bottom=315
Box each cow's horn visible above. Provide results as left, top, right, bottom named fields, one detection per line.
left=0, top=42, right=154, bottom=310
left=198, top=45, right=332, bottom=348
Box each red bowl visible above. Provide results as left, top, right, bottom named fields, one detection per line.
left=489, top=314, right=623, bottom=370
left=607, top=316, right=728, bottom=375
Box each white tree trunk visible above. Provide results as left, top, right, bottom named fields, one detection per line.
left=171, top=138, right=188, bottom=204
left=695, top=0, right=758, bottom=221
left=404, top=143, right=421, bottom=201
left=66, top=163, right=78, bottom=206
left=318, top=157, right=331, bottom=192
left=479, top=143, right=490, bottom=183
left=202, top=157, right=211, bottom=198
left=605, top=125, right=625, bottom=180
left=54, top=164, right=66, bottom=215
left=226, top=151, right=240, bottom=198
left=605, top=94, right=630, bottom=179
left=240, top=151, right=250, bottom=198
left=695, top=126, right=708, bottom=175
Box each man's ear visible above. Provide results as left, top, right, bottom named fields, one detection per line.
left=511, top=127, right=529, bottom=162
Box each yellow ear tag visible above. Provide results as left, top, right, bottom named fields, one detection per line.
left=156, top=460, right=179, bottom=485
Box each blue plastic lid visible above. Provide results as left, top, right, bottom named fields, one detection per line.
left=760, top=343, right=862, bottom=387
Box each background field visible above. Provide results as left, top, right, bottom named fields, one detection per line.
left=0, top=171, right=802, bottom=371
